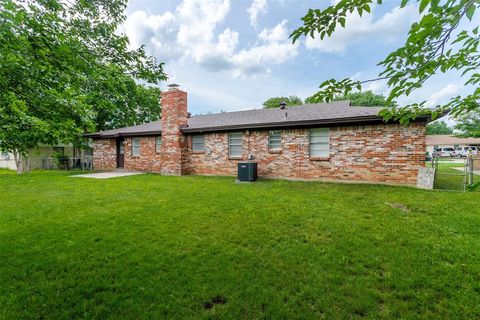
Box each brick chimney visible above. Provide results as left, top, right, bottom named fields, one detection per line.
left=160, top=84, right=188, bottom=175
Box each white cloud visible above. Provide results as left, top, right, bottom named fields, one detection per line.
left=305, top=5, right=418, bottom=53
left=166, top=61, right=312, bottom=113
left=426, top=84, right=459, bottom=107
left=231, top=20, right=299, bottom=76
left=232, top=42, right=299, bottom=76
left=247, top=0, right=267, bottom=28
left=258, top=19, right=289, bottom=42
left=123, top=10, right=181, bottom=61
left=364, top=80, right=389, bottom=95
left=123, top=1, right=298, bottom=77
left=176, top=0, right=231, bottom=48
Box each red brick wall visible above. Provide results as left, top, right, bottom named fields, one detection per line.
left=183, top=122, right=426, bottom=185
left=92, top=138, right=116, bottom=170
left=160, top=88, right=188, bottom=175
left=92, top=136, right=163, bottom=172
left=124, top=136, right=162, bottom=172
left=93, top=122, right=426, bottom=185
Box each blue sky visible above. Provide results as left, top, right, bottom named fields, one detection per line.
left=122, top=0, right=473, bottom=116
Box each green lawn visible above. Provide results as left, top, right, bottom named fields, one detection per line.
left=430, top=162, right=479, bottom=191
left=1, top=170, right=480, bottom=319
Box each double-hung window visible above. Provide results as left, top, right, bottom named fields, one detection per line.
left=309, top=128, right=330, bottom=158
left=229, top=132, right=243, bottom=157
left=192, top=135, right=205, bottom=152
left=155, top=136, right=162, bottom=153
left=132, top=138, right=141, bottom=157
left=268, top=130, right=282, bottom=151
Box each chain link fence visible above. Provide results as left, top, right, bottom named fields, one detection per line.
left=473, top=158, right=480, bottom=171
left=431, top=157, right=477, bottom=191
left=32, top=156, right=94, bottom=170
left=0, top=156, right=94, bottom=171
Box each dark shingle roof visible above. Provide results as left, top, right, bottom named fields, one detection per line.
left=85, top=101, right=395, bottom=138
left=87, top=120, right=162, bottom=138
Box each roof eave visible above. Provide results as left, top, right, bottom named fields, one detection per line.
left=84, top=130, right=161, bottom=139
left=181, top=115, right=429, bottom=133
left=426, top=109, right=450, bottom=124
left=84, top=114, right=430, bottom=138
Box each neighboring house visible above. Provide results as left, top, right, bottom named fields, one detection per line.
left=28, top=144, right=74, bottom=170
left=0, top=144, right=93, bottom=171
left=426, top=135, right=480, bottom=156
left=29, top=143, right=92, bottom=170
left=0, top=151, right=17, bottom=170
left=86, top=85, right=431, bottom=186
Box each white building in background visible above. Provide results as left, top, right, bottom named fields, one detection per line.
left=427, top=135, right=480, bottom=156
left=0, top=143, right=93, bottom=171
left=0, top=152, right=17, bottom=170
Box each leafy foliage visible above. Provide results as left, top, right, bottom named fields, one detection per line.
left=455, top=111, right=480, bottom=137
left=0, top=0, right=166, bottom=172
left=306, top=90, right=393, bottom=106
left=262, top=96, right=304, bottom=109
left=291, top=0, right=480, bottom=124
left=86, top=66, right=161, bottom=131
left=426, top=120, right=454, bottom=135
left=52, top=151, right=69, bottom=170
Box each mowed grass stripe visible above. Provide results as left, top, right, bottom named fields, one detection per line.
left=0, top=170, right=479, bottom=319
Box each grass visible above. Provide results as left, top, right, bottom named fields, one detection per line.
left=1, top=170, right=480, bottom=319
left=429, top=162, right=479, bottom=191
left=0, top=168, right=15, bottom=175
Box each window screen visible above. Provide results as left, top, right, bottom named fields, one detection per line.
left=192, top=135, right=205, bottom=152
left=269, top=130, right=282, bottom=150
left=132, top=138, right=141, bottom=156
left=229, top=132, right=243, bottom=157
left=309, top=128, right=330, bottom=157
left=156, top=136, right=162, bottom=153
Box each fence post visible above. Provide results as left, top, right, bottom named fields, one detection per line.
left=467, top=156, right=474, bottom=187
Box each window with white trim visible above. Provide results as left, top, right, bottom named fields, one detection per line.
left=269, top=130, right=282, bottom=150
left=156, top=136, right=162, bottom=153
left=309, top=128, right=330, bottom=157
left=229, top=132, right=243, bottom=157
left=192, top=134, right=205, bottom=152
left=132, top=138, right=141, bottom=157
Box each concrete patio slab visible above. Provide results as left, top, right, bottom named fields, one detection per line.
left=70, top=172, right=144, bottom=179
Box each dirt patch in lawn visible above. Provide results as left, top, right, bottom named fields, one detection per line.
left=386, top=202, right=411, bottom=213
left=204, top=295, right=228, bottom=309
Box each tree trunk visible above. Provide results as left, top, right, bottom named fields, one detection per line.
left=25, top=150, right=31, bottom=172
left=13, top=150, right=24, bottom=174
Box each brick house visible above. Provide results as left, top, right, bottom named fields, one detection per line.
left=85, top=85, right=429, bottom=186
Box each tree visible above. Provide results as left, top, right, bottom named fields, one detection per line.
left=86, top=66, right=162, bottom=131
left=455, top=112, right=480, bottom=137
left=291, top=0, right=480, bottom=124
left=305, top=90, right=392, bottom=106
left=262, top=96, right=303, bottom=109
left=0, top=0, right=166, bottom=173
left=427, top=120, right=454, bottom=135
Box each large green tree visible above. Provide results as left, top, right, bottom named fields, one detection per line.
left=427, top=120, right=454, bottom=135
left=0, top=0, right=166, bottom=173
left=305, top=90, right=392, bottom=106
left=86, top=66, right=162, bottom=131
left=291, top=0, right=480, bottom=124
left=263, top=96, right=303, bottom=109
left=455, top=112, right=480, bottom=137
